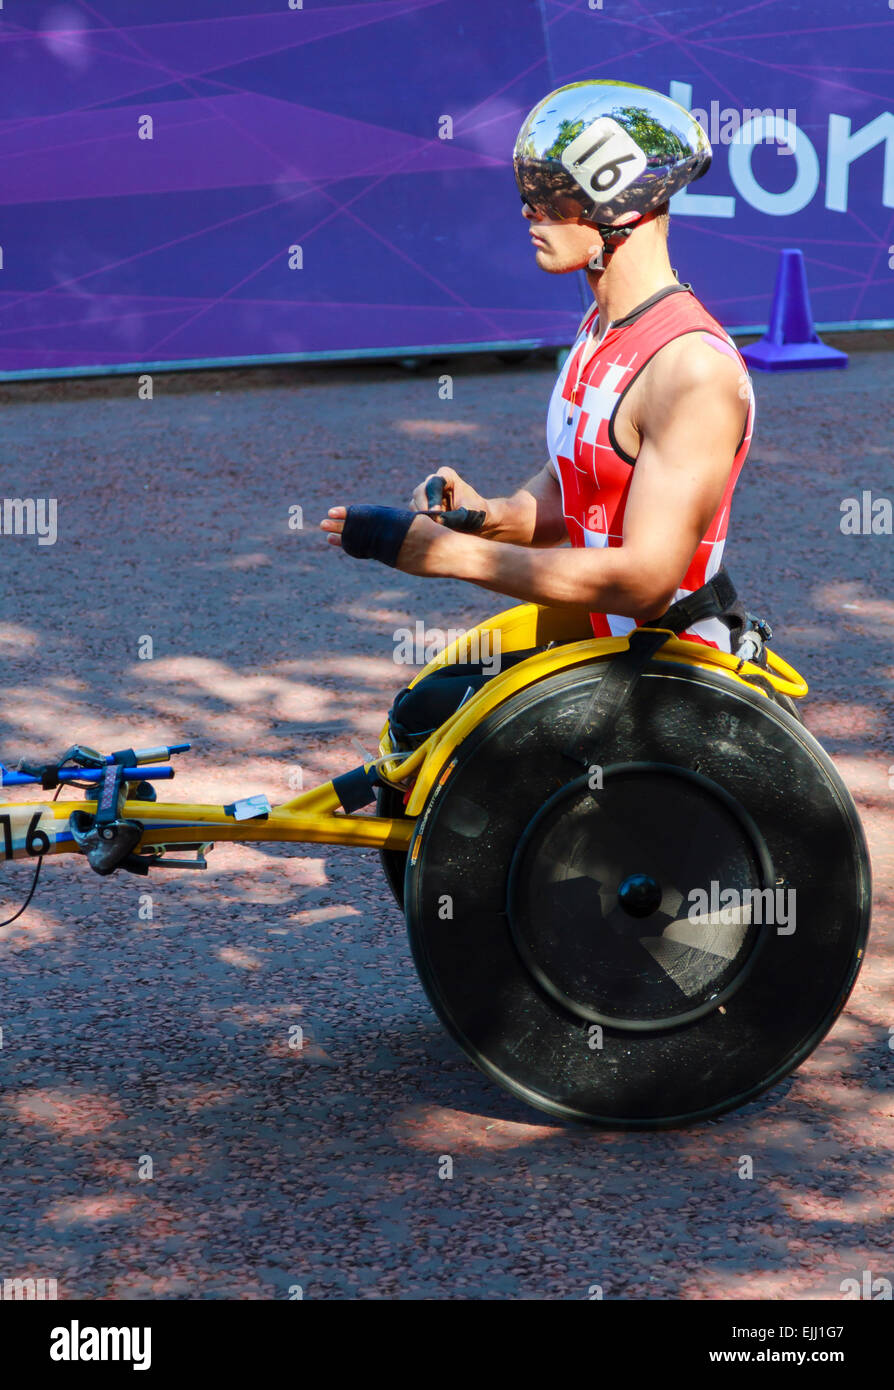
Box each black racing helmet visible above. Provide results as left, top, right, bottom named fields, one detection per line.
left=514, top=80, right=712, bottom=228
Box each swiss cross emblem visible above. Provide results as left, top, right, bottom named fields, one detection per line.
left=575, top=361, right=631, bottom=464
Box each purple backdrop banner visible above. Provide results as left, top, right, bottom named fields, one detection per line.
left=0, top=0, right=891, bottom=377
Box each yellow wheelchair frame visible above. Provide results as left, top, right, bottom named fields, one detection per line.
left=0, top=602, right=807, bottom=872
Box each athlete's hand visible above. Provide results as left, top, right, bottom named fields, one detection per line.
left=409, top=469, right=490, bottom=534
left=320, top=506, right=454, bottom=577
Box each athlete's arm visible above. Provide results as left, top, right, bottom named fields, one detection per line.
left=410, top=464, right=566, bottom=546
left=614, top=334, right=748, bottom=607
left=480, top=464, right=567, bottom=546
left=373, top=339, right=747, bottom=617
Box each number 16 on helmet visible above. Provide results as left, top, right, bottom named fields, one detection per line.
left=513, top=80, right=712, bottom=230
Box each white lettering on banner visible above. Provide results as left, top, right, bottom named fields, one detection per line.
left=826, top=112, right=894, bottom=212
left=729, top=116, right=819, bottom=216
left=689, top=100, right=798, bottom=152
left=669, top=80, right=893, bottom=219
left=670, top=81, right=735, bottom=218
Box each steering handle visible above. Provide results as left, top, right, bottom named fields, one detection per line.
left=422, top=476, right=485, bottom=532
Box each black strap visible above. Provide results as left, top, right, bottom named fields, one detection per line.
left=16, top=743, right=108, bottom=791
left=332, top=764, right=382, bottom=813
left=16, top=760, right=63, bottom=791
left=341, top=506, right=415, bottom=567
left=656, top=567, right=736, bottom=636
left=93, top=762, right=127, bottom=826
left=562, top=569, right=738, bottom=766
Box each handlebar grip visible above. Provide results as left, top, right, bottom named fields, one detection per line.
left=131, top=746, right=170, bottom=763
left=425, top=507, right=487, bottom=533
left=130, top=745, right=189, bottom=761
left=422, top=476, right=485, bottom=531
left=424, top=475, right=447, bottom=509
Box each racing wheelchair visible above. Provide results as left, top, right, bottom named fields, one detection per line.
left=0, top=590, right=871, bottom=1130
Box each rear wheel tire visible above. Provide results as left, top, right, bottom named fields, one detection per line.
left=404, top=659, right=870, bottom=1128
left=376, top=781, right=409, bottom=909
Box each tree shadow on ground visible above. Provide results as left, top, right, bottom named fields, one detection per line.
left=0, top=357, right=890, bottom=1299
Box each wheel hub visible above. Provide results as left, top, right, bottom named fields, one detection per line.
left=617, top=872, right=663, bottom=918
left=507, top=764, right=773, bottom=1032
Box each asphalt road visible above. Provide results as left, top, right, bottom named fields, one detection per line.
left=0, top=346, right=891, bottom=1299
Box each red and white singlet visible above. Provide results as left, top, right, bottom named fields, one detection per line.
left=546, top=284, right=755, bottom=651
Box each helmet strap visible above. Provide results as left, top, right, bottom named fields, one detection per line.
left=596, top=223, right=637, bottom=262
left=587, top=216, right=643, bottom=270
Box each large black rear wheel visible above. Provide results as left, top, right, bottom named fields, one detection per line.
left=377, top=781, right=409, bottom=909
left=403, top=659, right=871, bottom=1128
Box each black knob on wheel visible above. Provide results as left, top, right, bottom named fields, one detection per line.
left=617, top=872, right=662, bottom=918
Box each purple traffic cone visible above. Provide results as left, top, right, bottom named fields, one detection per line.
left=741, top=248, right=847, bottom=371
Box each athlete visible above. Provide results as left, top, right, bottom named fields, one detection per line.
left=322, top=81, right=755, bottom=656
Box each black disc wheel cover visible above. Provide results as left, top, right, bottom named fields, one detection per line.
left=507, top=764, right=774, bottom=1032
left=403, top=660, right=871, bottom=1128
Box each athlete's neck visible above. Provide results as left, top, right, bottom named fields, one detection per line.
left=586, top=223, right=678, bottom=337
